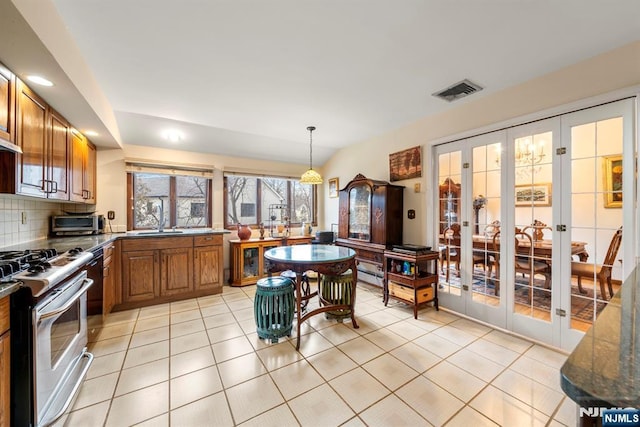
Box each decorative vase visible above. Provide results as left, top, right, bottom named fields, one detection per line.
left=301, top=222, right=312, bottom=236
left=237, top=223, right=252, bottom=240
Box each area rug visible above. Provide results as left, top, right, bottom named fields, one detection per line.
left=466, top=270, right=608, bottom=322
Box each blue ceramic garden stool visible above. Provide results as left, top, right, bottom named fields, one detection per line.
left=319, top=269, right=354, bottom=322
left=280, top=270, right=311, bottom=312
left=254, top=276, right=295, bottom=343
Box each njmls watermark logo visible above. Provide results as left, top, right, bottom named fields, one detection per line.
left=580, top=407, right=640, bottom=426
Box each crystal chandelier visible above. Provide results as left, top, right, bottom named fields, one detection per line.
left=300, top=126, right=323, bottom=185
left=495, top=137, right=546, bottom=177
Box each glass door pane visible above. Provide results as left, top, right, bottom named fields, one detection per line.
left=437, top=151, right=463, bottom=298
left=569, top=117, right=624, bottom=332
left=470, top=141, right=502, bottom=307
left=513, top=131, right=554, bottom=321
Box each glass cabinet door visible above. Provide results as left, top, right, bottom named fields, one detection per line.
left=242, top=246, right=259, bottom=280
left=348, top=184, right=371, bottom=241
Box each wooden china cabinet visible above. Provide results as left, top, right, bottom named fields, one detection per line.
left=335, top=173, right=404, bottom=284
left=439, top=177, right=461, bottom=233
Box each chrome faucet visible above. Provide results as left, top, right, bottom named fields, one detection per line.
left=157, top=198, right=165, bottom=232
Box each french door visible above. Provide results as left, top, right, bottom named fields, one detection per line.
left=434, top=98, right=635, bottom=349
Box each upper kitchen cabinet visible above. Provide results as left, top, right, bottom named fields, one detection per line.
left=14, top=79, right=48, bottom=198
left=70, top=130, right=96, bottom=203
left=0, top=63, right=16, bottom=144
left=0, top=61, right=95, bottom=203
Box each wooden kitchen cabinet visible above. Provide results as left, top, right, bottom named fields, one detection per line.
left=159, top=247, right=194, bottom=297
left=121, top=249, right=158, bottom=304
left=102, top=241, right=116, bottom=316
left=70, top=130, right=96, bottom=203
left=0, top=62, right=16, bottom=144
left=229, top=236, right=312, bottom=286
left=117, top=233, right=223, bottom=310
left=194, top=234, right=224, bottom=292
left=335, top=173, right=404, bottom=286
left=14, top=79, right=48, bottom=198
left=0, top=69, right=93, bottom=203
left=0, top=295, right=10, bottom=427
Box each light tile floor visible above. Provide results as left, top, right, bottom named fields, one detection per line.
left=54, top=282, right=579, bottom=426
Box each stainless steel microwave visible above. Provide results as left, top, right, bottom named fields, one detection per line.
left=51, top=214, right=104, bottom=236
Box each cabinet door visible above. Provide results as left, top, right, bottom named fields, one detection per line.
left=0, top=332, right=9, bottom=427
left=85, top=141, right=96, bottom=203
left=160, top=247, right=193, bottom=296
left=122, top=250, right=158, bottom=303
left=16, top=80, right=47, bottom=197
left=194, top=245, right=222, bottom=292
left=103, top=261, right=115, bottom=315
left=46, top=109, right=70, bottom=200
left=0, top=63, right=15, bottom=144
left=69, top=130, right=87, bottom=202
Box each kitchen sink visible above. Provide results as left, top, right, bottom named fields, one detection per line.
left=136, top=230, right=184, bottom=235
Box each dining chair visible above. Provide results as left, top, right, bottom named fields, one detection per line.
left=473, top=220, right=501, bottom=277
left=571, top=226, right=622, bottom=300
left=440, top=223, right=461, bottom=281
left=491, top=228, right=551, bottom=299
left=516, top=228, right=552, bottom=302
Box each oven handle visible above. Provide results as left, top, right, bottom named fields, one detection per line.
left=39, top=278, right=94, bottom=320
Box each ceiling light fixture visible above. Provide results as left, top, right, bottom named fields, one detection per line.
left=84, top=130, right=99, bottom=137
left=163, top=130, right=183, bottom=143
left=300, top=126, right=323, bottom=185
left=26, top=75, right=54, bottom=87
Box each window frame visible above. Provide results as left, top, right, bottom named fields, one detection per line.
left=223, top=174, right=318, bottom=229
left=126, top=172, right=213, bottom=230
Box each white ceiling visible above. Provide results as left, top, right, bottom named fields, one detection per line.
left=3, top=0, right=640, bottom=166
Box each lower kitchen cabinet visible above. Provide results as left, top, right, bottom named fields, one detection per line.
left=0, top=295, right=10, bottom=427
left=194, top=235, right=223, bottom=292
left=117, top=234, right=223, bottom=310
left=102, top=241, right=116, bottom=316
left=122, top=249, right=158, bottom=304
left=159, top=247, right=193, bottom=297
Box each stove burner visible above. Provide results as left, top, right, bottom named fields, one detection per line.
left=0, top=261, right=21, bottom=279
left=68, top=247, right=84, bottom=255
left=0, top=249, right=60, bottom=279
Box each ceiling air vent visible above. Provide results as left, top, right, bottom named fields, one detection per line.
left=432, top=79, right=483, bottom=102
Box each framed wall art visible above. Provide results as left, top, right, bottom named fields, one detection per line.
left=515, top=183, right=551, bottom=206
left=328, top=177, right=339, bottom=198
left=603, top=154, right=622, bottom=208
left=389, top=146, right=422, bottom=182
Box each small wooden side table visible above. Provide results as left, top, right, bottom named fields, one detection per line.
left=383, top=249, right=439, bottom=319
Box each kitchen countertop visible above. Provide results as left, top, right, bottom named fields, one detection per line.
left=0, top=229, right=231, bottom=253
left=560, top=262, right=640, bottom=408
left=0, top=229, right=231, bottom=298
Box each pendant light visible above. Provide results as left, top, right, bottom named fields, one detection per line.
left=300, top=126, right=323, bottom=185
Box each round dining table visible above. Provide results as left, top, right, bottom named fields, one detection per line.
left=264, top=244, right=359, bottom=350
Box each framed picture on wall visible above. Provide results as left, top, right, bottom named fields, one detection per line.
left=515, top=183, right=551, bottom=206
left=603, top=154, right=622, bottom=208
left=389, top=146, right=422, bottom=181
left=328, top=177, right=339, bottom=198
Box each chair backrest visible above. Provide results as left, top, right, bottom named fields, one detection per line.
left=492, top=228, right=536, bottom=271
left=442, top=223, right=461, bottom=256
left=484, top=220, right=501, bottom=238
left=602, top=227, right=623, bottom=269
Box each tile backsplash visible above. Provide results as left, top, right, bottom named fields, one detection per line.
left=0, top=195, right=68, bottom=248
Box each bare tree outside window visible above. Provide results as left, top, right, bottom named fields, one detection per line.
left=131, top=172, right=211, bottom=230
left=224, top=174, right=316, bottom=228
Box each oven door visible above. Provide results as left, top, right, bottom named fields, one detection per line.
left=33, top=270, right=94, bottom=426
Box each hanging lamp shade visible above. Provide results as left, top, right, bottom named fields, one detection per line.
left=300, top=126, right=323, bottom=185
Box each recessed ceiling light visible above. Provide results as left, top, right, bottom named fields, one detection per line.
left=163, top=130, right=183, bottom=143
left=26, top=75, right=54, bottom=87
left=84, top=130, right=99, bottom=137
